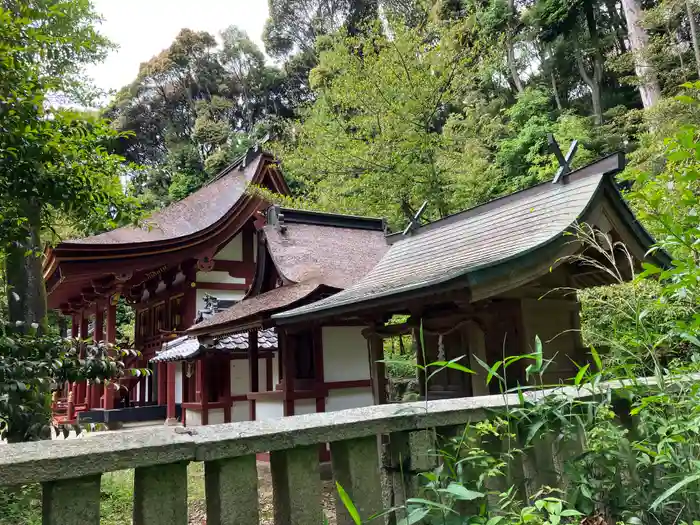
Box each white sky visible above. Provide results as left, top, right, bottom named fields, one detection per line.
left=86, top=0, right=269, bottom=95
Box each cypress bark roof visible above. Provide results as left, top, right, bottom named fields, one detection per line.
left=273, top=153, right=667, bottom=322
left=69, top=154, right=263, bottom=245
left=186, top=208, right=388, bottom=335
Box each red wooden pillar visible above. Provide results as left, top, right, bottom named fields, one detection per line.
left=69, top=315, right=79, bottom=406
left=166, top=362, right=177, bottom=421
left=248, top=330, right=259, bottom=421
left=93, top=304, right=104, bottom=408
left=79, top=311, right=89, bottom=405
left=70, top=314, right=79, bottom=339
left=104, top=302, right=117, bottom=410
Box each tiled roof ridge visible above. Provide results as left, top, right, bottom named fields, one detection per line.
left=273, top=206, right=387, bottom=232
left=387, top=152, right=624, bottom=243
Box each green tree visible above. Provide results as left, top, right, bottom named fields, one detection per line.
left=278, top=22, right=497, bottom=226
left=0, top=1, right=137, bottom=329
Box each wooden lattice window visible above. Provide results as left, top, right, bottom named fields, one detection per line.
left=153, top=302, right=166, bottom=334
left=169, top=295, right=183, bottom=331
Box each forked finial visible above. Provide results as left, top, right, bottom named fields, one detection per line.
left=548, top=134, right=578, bottom=183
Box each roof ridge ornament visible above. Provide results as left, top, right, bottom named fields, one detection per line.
left=548, top=134, right=578, bottom=184
left=402, top=200, right=429, bottom=236
left=267, top=205, right=287, bottom=233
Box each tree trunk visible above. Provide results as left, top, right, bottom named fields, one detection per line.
left=605, top=0, right=628, bottom=53
left=551, top=71, right=564, bottom=110
left=620, top=0, right=662, bottom=107
left=579, top=1, right=606, bottom=124
left=686, top=0, right=700, bottom=77
left=507, top=0, right=524, bottom=94
left=6, top=199, right=47, bottom=333
left=507, top=39, right=524, bottom=94
left=577, top=55, right=604, bottom=125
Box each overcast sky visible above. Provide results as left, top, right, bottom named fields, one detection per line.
left=86, top=0, right=269, bottom=94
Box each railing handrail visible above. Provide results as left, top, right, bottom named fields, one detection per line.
left=0, top=373, right=694, bottom=487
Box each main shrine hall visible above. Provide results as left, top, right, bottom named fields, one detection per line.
left=44, top=147, right=670, bottom=428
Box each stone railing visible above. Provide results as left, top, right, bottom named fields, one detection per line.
left=0, top=381, right=660, bottom=525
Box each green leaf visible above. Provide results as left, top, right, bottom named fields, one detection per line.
left=574, top=364, right=589, bottom=386
left=650, top=473, right=700, bottom=510
left=437, top=483, right=484, bottom=501
left=336, top=482, right=362, bottom=525
left=559, top=510, right=583, bottom=517
left=405, top=498, right=456, bottom=513
left=589, top=346, right=603, bottom=372
left=397, top=507, right=430, bottom=525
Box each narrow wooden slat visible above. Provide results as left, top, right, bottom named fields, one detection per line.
left=133, top=462, right=188, bottom=525
left=42, top=475, right=101, bottom=525
left=331, top=436, right=383, bottom=525
left=270, top=445, right=323, bottom=525
left=205, top=455, right=259, bottom=525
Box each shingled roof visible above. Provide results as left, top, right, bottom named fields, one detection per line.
left=274, top=153, right=668, bottom=323
left=264, top=208, right=388, bottom=289
left=69, top=153, right=264, bottom=245
left=44, top=148, right=290, bottom=311
left=186, top=208, right=388, bottom=335
left=187, top=281, right=326, bottom=334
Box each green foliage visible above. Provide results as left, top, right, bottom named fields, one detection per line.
left=0, top=327, right=144, bottom=442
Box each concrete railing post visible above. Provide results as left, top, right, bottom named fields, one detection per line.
left=270, top=445, right=323, bottom=525
left=42, top=475, right=101, bottom=525
left=133, top=462, right=188, bottom=525
left=205, top=455, right=259, bottom=525
left=330, top=436, right=383, bottom=524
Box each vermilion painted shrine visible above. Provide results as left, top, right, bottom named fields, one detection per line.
left=44, top=148, right=670, bottom=429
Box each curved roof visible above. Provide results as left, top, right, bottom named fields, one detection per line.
left=44, top=149, right=289, bottom=310
left=274, top=153, right=666, bottom=322
left=71, top=155, right=263, bottom=245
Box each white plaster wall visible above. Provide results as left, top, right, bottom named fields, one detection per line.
left=322, top=326, right=370, bottom=382
left=196, top=289, right=245, bottom=311
left=295, top=399, right=317, bottom=415
left=232, top=401, right=249, bottom=422
left=256, top=399, right=284, bottom=421
left=326, top=388, right=374, bottom=412
left=208, top=408, right=226, bottom=425
left=196, top=271, right=247, bottom=285
left=271, top=354, right=279, bottom=387
left=216, top=234, right=243, bottom=261
left=187, top=409, right=202, bottom=426
left=175, top=364, right=183, bottom=404
left=231, top=358, right=275, bottom=395
left=230, top=360, right=249, bottom=396
left=258, top=359, right=267, bottom=389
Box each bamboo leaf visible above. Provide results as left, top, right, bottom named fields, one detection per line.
left=336, top=482, right=362, bottom=524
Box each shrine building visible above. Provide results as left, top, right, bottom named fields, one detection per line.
left=44, top=148, right=669, bottom=427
